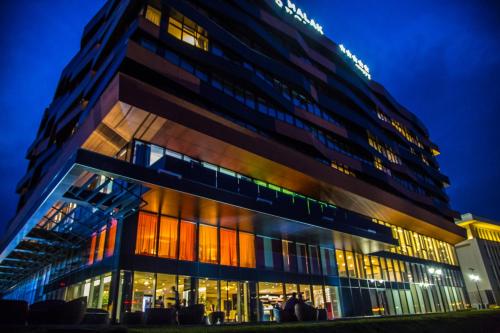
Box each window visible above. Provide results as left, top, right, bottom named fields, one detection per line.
left=88, top=233, right=97, bottom=265
left=179, top=221, right=196, bottom=261
left=158, top=216, right=178, bottom=259
left=132, top=271, right=155, bottom=312
left=96, top=226, right=106, bottom=262
left=333, top=249, right=345, bottom=276
left=155, top=274, right=177, bottom=308
left=345, top=251, right=356, bottom=277
left=105, top=218, right=117, bottom=258
left=239, top=232, right=256, bottom=268
left=167, top=9, right=209, bottom=51
left=145, top=5, right=161, bottom=26
left=199, top=224, right=218, bottom=264
left=308, top=245, right=321, bottom=275
left=282, top=240, right=297, bottom=272
left=220, top=228, right=237, bottom=267
left=135, top=212, right=158, bottom=256
left=296, top=243, right=309, bottom=274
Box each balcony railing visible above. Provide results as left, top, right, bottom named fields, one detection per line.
left=129, top=139, right=394, bottom=243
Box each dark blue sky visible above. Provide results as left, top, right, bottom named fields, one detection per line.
left=0, top=0, right=499, bottom=235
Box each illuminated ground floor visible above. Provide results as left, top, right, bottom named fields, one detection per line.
left=1, top=141, right=468, bottom=323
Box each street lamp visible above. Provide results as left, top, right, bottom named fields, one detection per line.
left=468, top=268, right=485, bottom=309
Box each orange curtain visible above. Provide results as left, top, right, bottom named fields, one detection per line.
left=220, top=229, right=237, bottom=267
left=135, top=212, right=158, bottom=256
left=96, top=226, right=106, bottom=262
left=158, top=216, right=178, bottom=259
left=199, top=224, right=218, bottom=264
left=88, top=233, right=97, bottom=265
left=105, top=218, right=117, bottom=258
left=179, top=221, right=196, bottom=261
left=239, top=232, right=256, bottom=268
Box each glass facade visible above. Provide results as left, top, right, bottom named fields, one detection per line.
left=374, top=219, right=458, bottom=265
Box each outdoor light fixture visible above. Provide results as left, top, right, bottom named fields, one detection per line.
left=469, top=274, right=480, bottom=282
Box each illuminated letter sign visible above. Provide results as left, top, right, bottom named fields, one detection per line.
left=274, top=0, right=324, bottom=35
left=339, top=44, right=371, bottom=80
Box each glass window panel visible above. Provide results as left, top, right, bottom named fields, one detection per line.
left=198, top=279, right=219, bottom=313
left=88, top=233, right=97, bottom=265
left=178, top=275, right=194, bottom=307
left=296, top=243, right=308, bottom=274
left=158, top=216, right=178, bottom=259
left=155, top=274, right=176, bottom=308
left=105, top=218, right=117, bottom=258
left=220, top=228, right=237, bottom=267
left=132, top=271, right=155, bottom=312
left=149, top=145, right=164, bottom=166
left=199, top=224, right=218, bottom=264
left=285, top=283, right=298, bottom=299
left=179, top=221, right=196, bottom=261
left=325, top=286, right=341, bottom=319
left=239, top=232, right=256, bottom=268
left=298, top=284, right=312, bottom=303
left=355, top=254, right=366, bottom=279
left=220, top=280, right=239, bottom=322
left=96, top=227, right=106, bottom=262
left=145, top=6, right=161, bottom=26
left=363, top=256, right=373, bottom=279
left=167, top=21, right=182, bottom=40
left=371, top=257, right=382, bottom=280
left=282, top=240, right=297, bottom=272
left=345, top=251, right=356, bottom=278
left=135, top=212, right=158, bottom=256
left=312, top=285, right=324, bottom=308
left=334, top=249, right=346, bottom=277
left=308, top=245, right=320, bottom=275
left=258, top=282, right=284, bottom=322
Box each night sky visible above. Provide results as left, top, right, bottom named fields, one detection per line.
left=1, top=0, right=499, bottom=236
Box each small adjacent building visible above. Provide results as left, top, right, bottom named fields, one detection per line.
left=455, top=213, right=500, bottom=308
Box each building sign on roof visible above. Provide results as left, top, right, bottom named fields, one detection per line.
left=339, top=44, right=371, bottom=80
left=274, top=0, right=324, bottom=35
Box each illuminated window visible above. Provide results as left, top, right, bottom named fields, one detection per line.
left=282, top=240, right=297, bottom=272
left=345, top=251, right=356, bottom=277
left=199, top=224, right=218, bottom=264
left=145, top=5, right=161, bottom=26
left=105, top=218, right=117, bottom=258
left=331, top=161, right=356, bottom=177
left=239, top=232, right=256, bottom=268
left=158, top=216, right=178, bottom=259
left=220, top=228, right=237, bottom=267
left=135, top=212, right=158, bottom=256
left=96, top=226, right=106, bottom=262
left=88, top=233, right=97, bottom=265
left=179, top=221, right=196, bottom=261
left=368, top=133, right=402, bottom=165
left=167, top=9, right=208, bottom=51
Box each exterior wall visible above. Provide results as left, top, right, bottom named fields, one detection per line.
left=456, top=238, right=500, bottom=307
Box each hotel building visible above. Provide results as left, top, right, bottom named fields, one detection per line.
left=0, top=0, right=469, bottom=322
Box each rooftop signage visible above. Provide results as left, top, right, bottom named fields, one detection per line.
left=272, top=1, right=372, bottom=80
left=339, top=44, right=371, bottom=80
left=274, top=0, right=324, bottom=35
